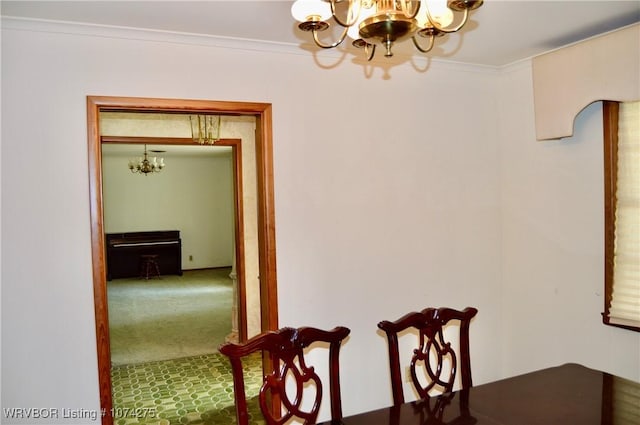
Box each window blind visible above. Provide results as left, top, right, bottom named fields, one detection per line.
left=608, top=101, right=640, bottom=327
left=612, top=376, right=640, bottom=424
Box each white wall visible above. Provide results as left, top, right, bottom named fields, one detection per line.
left=1, top=17, right=638, bottom=424
left=497, top=62, right=640, bottom=380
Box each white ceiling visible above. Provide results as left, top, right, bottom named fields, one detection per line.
left=2, top=1, right=639, bottom=67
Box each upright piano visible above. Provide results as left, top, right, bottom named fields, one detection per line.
left=105, top=230, right=182, bottom=280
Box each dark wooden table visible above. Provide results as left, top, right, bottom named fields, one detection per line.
left=319, top=363, right=639, bottom=425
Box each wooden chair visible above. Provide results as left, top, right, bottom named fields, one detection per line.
left=219, top=326, right=350, bottom=425
left=378, top=307, right=478, bottom=406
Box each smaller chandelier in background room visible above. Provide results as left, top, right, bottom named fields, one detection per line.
left=291, top=0, right=483, bottom=61
left=190, top=114, right=221, bottom=145
left=128, top=145, right=165, bottom=175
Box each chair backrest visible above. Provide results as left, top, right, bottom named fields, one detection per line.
left=219, top=326, right=351, bottom=425
left=378, top=307, right=478, bottom=406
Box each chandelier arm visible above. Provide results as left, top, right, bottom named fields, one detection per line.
left=329, top=0, right=361, bottom=28
left=400, top=0, right=421, bottom=19
left=412, top=34, right=435, bottom=53
left=426, top=7, right=469, bottom=33
left=364, top=43, right=376, bottom=61
left=312, top=26, right=349, bottom=49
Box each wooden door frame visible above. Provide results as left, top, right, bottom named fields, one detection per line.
left=87, top=96, right=278, bottom=425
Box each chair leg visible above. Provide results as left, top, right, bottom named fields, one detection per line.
left=140, top=255, right=161, bottom=280
left=151, top=259, right=160, bottom=279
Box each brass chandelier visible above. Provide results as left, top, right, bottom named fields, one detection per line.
left=291, top=0, right=483, bottom=60
left=128, top=145, right=165, bottom=175
left=190, top=115, right=221, bottom=145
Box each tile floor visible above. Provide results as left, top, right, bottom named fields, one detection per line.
left=111, top=352, right=263, bottom=425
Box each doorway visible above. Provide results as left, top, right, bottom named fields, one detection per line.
left=102, top=134, right=243, bottom=363
left=87, top=96, right=278, bottom=425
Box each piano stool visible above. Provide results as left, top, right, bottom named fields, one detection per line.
left=140, top=254, right=161, bottom=280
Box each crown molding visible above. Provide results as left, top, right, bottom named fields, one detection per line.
left=2, top=16, right=501, bottom=74
left=1, top=16, right=303, bottom=55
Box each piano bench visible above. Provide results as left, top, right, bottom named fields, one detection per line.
left=140, top=254, right=161, bottom=280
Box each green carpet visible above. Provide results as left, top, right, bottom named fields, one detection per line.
left=111, top=352, right=264, bottom=425
left=107, top=268, right=265, bottom=424
left=108, top=268, right=234, bottom=365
